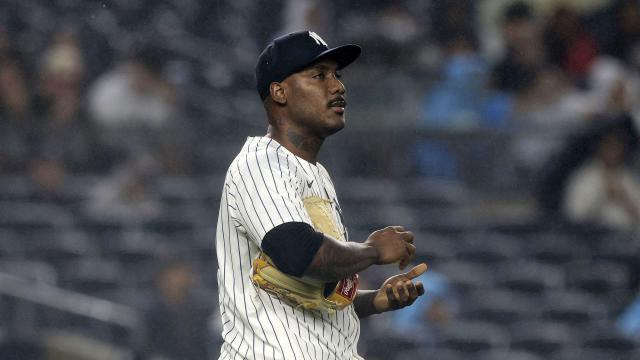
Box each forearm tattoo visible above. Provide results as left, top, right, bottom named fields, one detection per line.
left=304, top=236, right=378, bottom=282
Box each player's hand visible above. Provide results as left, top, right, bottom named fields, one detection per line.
left=365, top=226, right=415, bottom=270
left=373, top=263, right=427, bottom=313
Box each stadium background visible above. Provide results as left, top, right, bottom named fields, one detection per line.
left=0, top=0, right=640, bottom=359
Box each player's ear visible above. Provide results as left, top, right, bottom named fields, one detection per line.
left=270, top=82, right=287, bottom=105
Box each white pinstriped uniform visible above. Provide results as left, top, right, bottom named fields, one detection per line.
left=216, top=136, right=363, bottom=360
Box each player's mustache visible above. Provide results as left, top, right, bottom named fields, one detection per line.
left=327, top=96, right=346, bottom=108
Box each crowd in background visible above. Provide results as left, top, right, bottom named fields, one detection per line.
left=0, top=0, right=640, bottom=359
left=1, top=0, right=640, bottom=224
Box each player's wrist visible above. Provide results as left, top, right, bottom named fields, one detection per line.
left=362, top=242, right=381, bottom=265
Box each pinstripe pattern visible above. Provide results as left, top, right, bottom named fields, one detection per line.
left=216, top=136, right=363, bottom=360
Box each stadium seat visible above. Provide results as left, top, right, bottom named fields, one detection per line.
left=581, top=326, right=639, bottom=354
left=576, top=348, right=640, bottom=360
left=0, top=260, right=58, bottom=284
left=141, top=211, right=197, bottom=238
left=155, top=176, right=203, bottom=206
left=0, top=176, right=36, bottom=201
left=592, top=234, right=640, bottom=267
left=437, top=320, right=510, bottom=354
left=361, top=333, right=422, bottom=360
left=565, top=260, right=629, bottom=298
left=77, top=216, right=127, bottom=242
left=485, top=350, right=546, bottom=360
left=26, top=230, right=97, bottom=267
left=56, top=175, right=100, bottom=208
left=413, top=231, right=457, bottom=264
left=399, top=177, right=469, bottom=208
left=524, top=232, right=589, bottom=265
left=396, top=347, right=494, bottom=360
left=494, top=261, right=564, bottom=295
left=437, top=260, right=494, bottom=295
left=0, top=202, right=73, bottom=233
left=102, top=232, right=159, bottom=266
left=509, top=321, right=576, bottom=357
left=61, top=258, right=123, bottom=295
left=0, top=230, right=24, bottom=258
left=541, top=290, right=607, bottom=326
left=455, top=231, right=523, bottom=265
left=462, top=289, right=540, bottom=326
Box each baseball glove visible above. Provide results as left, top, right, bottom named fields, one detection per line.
left=252, top=196, right=358, bottom=313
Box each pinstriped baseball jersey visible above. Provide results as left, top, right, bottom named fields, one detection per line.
left=216, top=136, right=363, bottom=360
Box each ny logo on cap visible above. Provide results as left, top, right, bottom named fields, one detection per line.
left=309, top=31, right=327, bottom=47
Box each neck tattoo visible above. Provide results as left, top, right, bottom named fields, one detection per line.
left=286, top=129, right=321, bottom=157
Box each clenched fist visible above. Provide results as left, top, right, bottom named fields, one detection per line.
left=365, top=226, right=415, bottom=270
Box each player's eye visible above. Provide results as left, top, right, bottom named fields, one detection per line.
left=313, top=72, right=325, bottom=79
left=334, top=71, right=342, bottom=79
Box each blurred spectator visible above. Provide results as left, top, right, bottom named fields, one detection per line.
left=88, top=45, right=177, bottom=129
left=0, top=55, right=30, bottom=119
left=494, top=3, right=620, bottom=184
left=373, top=3, right=421, bottom=66
left=278, top=0, right=329, bottom=39
left=88, top=44, right=192, bottom=174
left=586, top=56, right=640, bottom=118
left=28, top=27, right=113, bottom=199
left=339, top=2, right=422, bottom=67
left=429, top=0, right=475, bottom=47
left=86, top=154, right=163, bottom=222
left=420, top=33, right=488, bottom=130
left=562, top=126, right=640, bottom=231
left=536, top=56, right=640, bottom=214
left=142, top=255, right=210, bottom=360
left=543, top=5, right=598, bottom=82
left=608, top=0, right=640, bottom=66
left=491, top=1, right=544, bottom=95
left=0, top=30, right=31, bottom=173
left=413, top=32, right=489, bottom=180
left=388, top=270, right=458, bottom=346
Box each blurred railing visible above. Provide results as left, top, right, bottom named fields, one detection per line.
left=0, top=272, right=142, bottom=349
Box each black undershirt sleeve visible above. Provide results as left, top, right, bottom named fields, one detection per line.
left=261, top=222, right=324, bottom=277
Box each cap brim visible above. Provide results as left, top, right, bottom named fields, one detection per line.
left=313, top=44, right=361, bottom=69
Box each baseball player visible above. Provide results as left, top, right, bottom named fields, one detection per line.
left=216, top=30, right=426, bottom=360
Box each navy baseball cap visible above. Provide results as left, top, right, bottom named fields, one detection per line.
left=256, top=30, right=361, bottom=100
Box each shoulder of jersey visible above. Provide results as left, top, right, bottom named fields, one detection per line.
left=227, top=139, right=296, bottom=179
